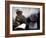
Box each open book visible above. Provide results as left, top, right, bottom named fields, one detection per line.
left=15, top=23, right=26, bottom=29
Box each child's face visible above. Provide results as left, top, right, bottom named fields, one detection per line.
left=17, top=13, right=22, bottom=16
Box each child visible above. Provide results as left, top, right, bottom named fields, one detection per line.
left=13, top=10, right=26, bottom=30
